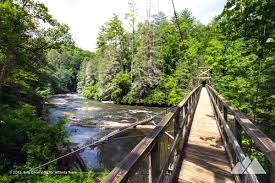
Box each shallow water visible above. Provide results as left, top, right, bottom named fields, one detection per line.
left=47, top=94, right=165, bottom=170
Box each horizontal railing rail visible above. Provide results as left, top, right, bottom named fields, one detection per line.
left=104, top=85, right=202, bottom=183
left=206, top=85, right=275, bottom=183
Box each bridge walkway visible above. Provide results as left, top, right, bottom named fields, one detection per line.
left=104, top=85, right=275, bottom=183
left=177, top=88, right=235, bottom=183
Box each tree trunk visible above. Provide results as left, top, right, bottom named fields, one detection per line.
left=0, top=52, right=13, bottom=97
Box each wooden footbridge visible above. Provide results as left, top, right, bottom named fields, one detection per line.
left=104, top=85, right=275, bottom=183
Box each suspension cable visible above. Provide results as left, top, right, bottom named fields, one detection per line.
left=171, top=0, right=184, bottom=41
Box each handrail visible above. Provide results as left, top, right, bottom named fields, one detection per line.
left=104, top=85, right=202, bottom=183
left=206, top=85, right=258, bottom=183
left=206, top=85, right=275, bottom=183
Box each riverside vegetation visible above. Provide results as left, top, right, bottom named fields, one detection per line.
left=0, top=0, right=274, bottom=182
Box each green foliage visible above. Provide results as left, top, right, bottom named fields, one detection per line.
left=206, top=0, right=275, bottom=176
left=80, top=15, right=130, bottom=101
left=121, top=90, right=137, bottom=104
left=77, top=56, right=97, bottom=92
left=0, top=171, right=106, bottom=183
left=1, top=0, right=274, bottom=181
left=46, top=47, right=94, bottom=94
left=83, top=83, right=100, bottom=100
left=38, top=175, right=79, bottom=183
left=0, top=0, right=72, bottom=106
left=78, top=11, right=204, bottom=106
left=208, top=0, right=275, bottom=142
left=50, top=68, right=74, bottom=93
left=111, top=72, right=131, bottom=103
left=0, top=1, right=97, bottom=182
left=0, top=103, right=103, bottom=182
left=144, top=76, right=183, bottom=106
left=0, top=104, right=66, bottom=173
left=144, top=89, right=166, bottom=106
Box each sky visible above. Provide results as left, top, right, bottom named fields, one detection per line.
left=39, top=0, right=227, bottom=51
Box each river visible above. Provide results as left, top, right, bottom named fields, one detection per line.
left=47, top=94, right=165, bottom=171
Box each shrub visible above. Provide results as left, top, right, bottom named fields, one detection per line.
left=111, top=72, right=131, bottom=103
left=144, top=89, right=166, bottom=106
left=83, top=84, right=99, bottom=99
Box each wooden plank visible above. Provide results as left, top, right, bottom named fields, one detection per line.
left=184, top=147, right=229, bottom=164
left=179, top=161, right=234, bottom=183
left=180, top=159, right=232, bottom=178
left=178, top=164, right=234, bottom=183
left=150, top=142, right=161, bottom=182
left=177, top=88, right=235, bottom=183
left=183, top=153, right=233, bottom=172
left=157, top=108, right=193, bottom=182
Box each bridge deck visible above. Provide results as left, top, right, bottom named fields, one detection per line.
left=177, top=88, right=235, bottom=183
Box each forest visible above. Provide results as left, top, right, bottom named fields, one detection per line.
left=0, top=0, right=274, bottom=182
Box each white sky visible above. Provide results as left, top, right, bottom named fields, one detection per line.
left=39, top=0, right=227, bottom=51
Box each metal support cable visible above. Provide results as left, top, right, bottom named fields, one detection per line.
left=171, top=0, right=184, bottom=41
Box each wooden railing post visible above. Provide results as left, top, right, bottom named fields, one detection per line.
left=223, top=106, right=228, bottom=122
left=174, top=109, right=181, bottom=161
left=149, top=152, right=152, bottom=183
left=184, top=103, right=189, bottom=123
left=149, top=143, right=161, bottom=183
left=174, top=110, right=180, bottom=137
left=234, top=117, right=242, bottom=167
left=271, top=165, right=275, bottom=183
left=232, top=118, right=243, bottom=167
left=190, top=95, right=193, bottom=108
left=234, top=118, right=242, bottom=147
left=217, top=97, right=221, bottom=112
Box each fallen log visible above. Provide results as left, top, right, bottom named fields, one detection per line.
left=70, top=122, right=155, bottom=130
left=85, top=116, right=158, bottom=149
left=31, top=115, right=163, bottom=171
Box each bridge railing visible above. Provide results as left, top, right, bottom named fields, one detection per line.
left=206, top=85, right=275, bottom=183
left=104, top=85, right=202, bottom=183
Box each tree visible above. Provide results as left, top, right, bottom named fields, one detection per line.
left=152, top=11, right=167, bottom=26
left=79, top=10, right=206, bottom=106
left=0, top=0, right=72, bottom=105
left=125, top=0, right=138, bottom=81
left=124, top=23, right=163, bottom=103
left=46, top=47, right=94, bottom=93
left=95, top=15, right=130, bottom=100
